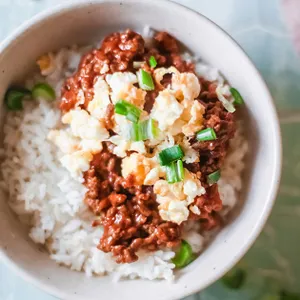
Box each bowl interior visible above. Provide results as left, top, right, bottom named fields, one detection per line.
left=0, top=1, right=281, bottom=300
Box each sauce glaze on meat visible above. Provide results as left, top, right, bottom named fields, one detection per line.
left=60, top=30, right=236, bottom=263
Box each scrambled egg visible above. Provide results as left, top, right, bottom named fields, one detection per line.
left=159, top=198, right=190, bottom=225
left=109, top=135, right=146, bottom=158
left=172, top=71, right=201, bottom=101
left=181, top=100, right=205, bottom=136
left=62, top=109, right=109, bottom=141
left=80, top=139, right=103, bottom=153
left=106, top=72, right=146, bottom=108
left=153, top=67, right=201, bottom=101
left=48, top=65, right=207, bottom=220
left=112, top=114, right=132, bottom=138
left=106, top=72, right=138, bottom=91
left=87, top=78, right=111, bottom=120
left=150, top=89, right=184, bottom=131
left=60, top=151, right=93, bottom=181
left=153, top=170, right=205, bottom=224
left=151, top=68, right=204, bottom=137
left=153, top=66, right=179, bottom=89
left=36, top=53, right=56, bottom=76
left=144, top=166, right=166, bottom=185
left=122, top=153, right=156, bottom=185
left=48, top=108, right=108, bottom=180
left=183, top=170, right=206, bottom=203
left=181, top=138, right=199, bottom=163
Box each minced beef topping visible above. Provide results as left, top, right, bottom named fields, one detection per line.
left=59, top=30, right=236, bottom=263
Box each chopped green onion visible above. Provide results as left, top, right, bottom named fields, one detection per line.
left=280, top=290, right=300, bottom=300
left=172, top=240, right=194, bottom=268
left=130, top=118, right=159, bottom=141
left=32, top=82, right=56, bottom=102
left=137, top=69, right=155, bottom=91
left=130, top=123, right=140, bottom=141
left=230, top=87, right=244, bottom=105
left=166, top=161, right=178, bottom=184
left=166, top=160, right=185, bottom=183
left=139, top=118, right=159, bottom=141
left=216, top=85, right=236, bottom=113
left=221, top=268, right=246, bottom=289
left=196, top=128, right=217, bottom=141
left=158, top=145, right=184, bottom=166
left=133, top=61, right=143, bottom=69
left=115, top=100, right=141, bottom=123
left=176, top=160, right=184, bottom=181
left=207, top=170, right=221, bottom=185
left=126, top=110, right=141, bottom=123
left=5, top=87, right=31, bottom=110
left=114, top=102, right=127, bottom=115
left=149, top=56, right=157, bottom=68
left=139, top=119, right=150, bottom=141
left=147, top=118, right=160, bottom=139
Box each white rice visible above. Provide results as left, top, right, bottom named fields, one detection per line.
left=0, top=44, right=248, bottom=281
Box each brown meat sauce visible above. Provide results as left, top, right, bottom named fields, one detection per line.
left=60, top=30, right=236, bottom=263
left=84, top=146, right=181, bottom=263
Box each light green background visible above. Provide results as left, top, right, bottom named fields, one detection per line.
left=0, top=0, right=299, bottom=299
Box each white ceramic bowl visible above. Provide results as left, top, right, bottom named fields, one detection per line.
left=0, top=0, right=281, bottom=299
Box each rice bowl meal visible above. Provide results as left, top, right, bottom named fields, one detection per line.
left=1, top=29, right=248, bottom=281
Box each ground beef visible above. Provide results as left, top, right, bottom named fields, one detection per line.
left=60, top=30, right=236, bottom=264
left=60, top=30, right=194, bottom=113
left=190, top=185, right=223, bottom=230
left=60, top=30, right=145, bottom=112
left=190, top=80, right=236, bottom=184
left=104, top=103, right=115, bottom=130
left=84, top=145, right=181, bottom=263
left=154, top=32, right=195, bottom=72
left=155, top=32, right=180, bottom=53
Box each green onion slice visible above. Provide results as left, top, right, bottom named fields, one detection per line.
left=166, top=161, right=178, bottom=184
left=137, top=69, right=155, bottom=91
left=114, top=102, right=127, bottom=115
left=133, top=61, right=143, bottom=69
left=221, top=268, right=246, bottom=289
left=130, top=123, right=140, bottom=141
left=172, top=240, right=194, bottom=268
left=196, top=128, right=217, bottom=141
left=176, top=160, right=184, bottom=181
left=230, top=87, right=244, bottom=105
left=127, top=110, right=141, bottom=123
left=115, top=100, right=141, bottom=123
left=158, top=145, right=184, bottom=166
left=130, top=118, right=159, bottom=141
left=141, top=118, right=160, bottom=140
left=166, top=160, right=185, bottom=184
left=216, top=85, right=236, bottom=113
left=5, top=87, right=31, bottom=111
left=149, top=56, right=157, bottom=68
left=207, top=170, right=221, bottom=185
left=32, top=82, right=56, bottom=102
